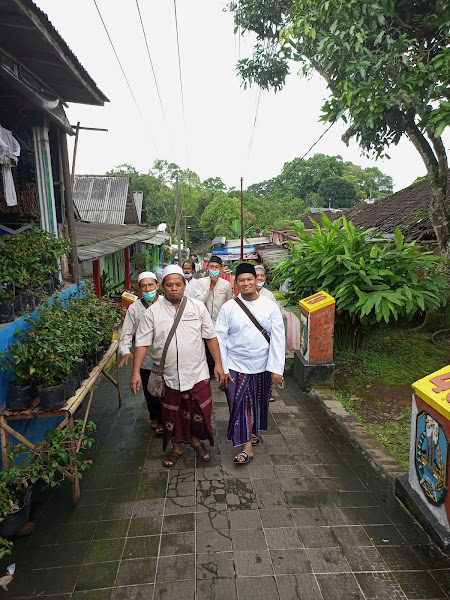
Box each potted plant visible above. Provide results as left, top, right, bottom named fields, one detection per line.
left=0, top=288, right=14, bottom=324
left=0, top=420, right=95, bottom=551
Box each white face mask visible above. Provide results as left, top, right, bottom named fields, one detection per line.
left=256, top=281, right=264, bottom=289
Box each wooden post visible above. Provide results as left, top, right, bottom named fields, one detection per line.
left=124, top=247, right=130, bottom=290
left=59, top=130, right=79, bottom=284
left=71, top=122, right=80, bottom=188
left=93, top=259, right=101, bottom=297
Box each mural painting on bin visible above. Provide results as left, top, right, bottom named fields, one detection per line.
left=409, top=366, right=450, bottom=529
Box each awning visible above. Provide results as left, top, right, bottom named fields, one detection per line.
left=141, top=232, right=171, bottom=247
left=75, top=222, right=168, bottom=262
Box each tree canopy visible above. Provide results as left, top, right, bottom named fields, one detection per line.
left=228, top=0, right=450, bottom=254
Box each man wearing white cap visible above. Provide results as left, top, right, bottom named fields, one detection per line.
left=119, top=271, right=163, bottom=433
left=255, top=265, right=276, bottom=303
left=130, top=265, right=225, bottom=468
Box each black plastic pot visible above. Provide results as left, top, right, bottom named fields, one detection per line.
left=86, top=356, right=94, bottom=372
left=20, top=290, right=36, bottom=312
left=0, top=299, right=14, bottom=323
left=13, top=294, right=23, bottom=316
left=5, top=382, right=37, bottom=411
left=63, top=374, right=77, bottom=400
left=52, top=273, right=60, bottom=291
left=78, top=361, right=89, bottom=382
left=72, top=367, right=81, bottom=390
left=43, top=278, right=54, bottom=296
left=0, top=486, right=33, bottom=538
left=39, top=383, right=65, bottom=411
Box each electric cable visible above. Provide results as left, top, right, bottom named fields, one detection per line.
left=173, top=0, right=190, bottom=170
left=135, top=0, right=176, bottom=157
left=248, top=87, right=262, bottom=155
left=259, top=123, right=335, bottom=200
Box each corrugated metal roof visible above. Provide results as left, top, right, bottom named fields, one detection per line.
left=141, top=232, right=170, bottom=246
left=133, top=191, right=143, bottom=224
left=0, top=0, right=108, bottom=105
left=224, top=236, right=271, bottom=247
left=74, top=222, right=166, bottom=262
left=73, top=176, right=138, bottom=226
left=257, top=244, right=289, bottom=265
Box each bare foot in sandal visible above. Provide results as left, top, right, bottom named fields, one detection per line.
left=190, top=436, right=211, bottom=462
left=163, top=444, right=182, bottom=468
left=234, top=441, right=253, bottom=464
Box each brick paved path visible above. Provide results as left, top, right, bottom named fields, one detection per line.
left=1, top=373, right=449, bottom=599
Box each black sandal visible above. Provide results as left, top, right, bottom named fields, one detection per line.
left=251, top=437, right=260, bottom=446
left=162, top=450, right=182, bottom=468
left=191, top=441, right=211, bottom=462
left=233, top=451, right=253, bottom=464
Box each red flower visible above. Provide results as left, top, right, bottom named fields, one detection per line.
left=23, top=253, right=27, bottom=257
left=36, top=242, right=39, bottom=246
left=44, top=240, right=48, bottom=243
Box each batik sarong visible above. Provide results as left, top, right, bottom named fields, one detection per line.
left=162, top=379, right=214, bottom=451
left=226, top=369, right=272, bottom=447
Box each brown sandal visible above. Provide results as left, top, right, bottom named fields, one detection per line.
left=191, top=442, right=211, bottom=462
left=162, top=450, right=182, bottom=468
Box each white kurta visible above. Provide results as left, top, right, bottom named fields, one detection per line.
left=135, top=296, right=216, bottom=391
left=259, top=286, right=276, bottom=303
left=184, top=277, right=198, bottom=298
left=215, top=294, right=285, bottom=376
left=195, top=276, right=232, bottom=324
left=119, top=298, right=154, bottom=370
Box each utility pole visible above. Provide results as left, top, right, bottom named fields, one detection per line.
left=183, top=215, right=193, bottom=257
left=240, top=177, right=244, bottom=261
left=70, top=123, right=108, bottom=187
left=176, top=176, right=181, bottom=263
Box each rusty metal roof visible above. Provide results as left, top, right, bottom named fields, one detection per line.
left=74, top=222, right=168, bottom=262
left=73, top=176, right=139, bottom=226
left=0, top=0, right=108, bottom=105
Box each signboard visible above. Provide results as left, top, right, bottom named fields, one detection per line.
left=223, top=253, right=259, bottom=261
left=413, top=366, right=450, bottom=420
left=299, top=291, right=335, bottom=314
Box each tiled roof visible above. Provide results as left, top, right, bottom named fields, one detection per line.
left=345, top=174, right=449, bottom=241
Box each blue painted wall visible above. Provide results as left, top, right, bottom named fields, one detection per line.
left=0, top=284, right=82, bottom=469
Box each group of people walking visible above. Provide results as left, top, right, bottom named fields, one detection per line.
left=120, top=256, right=285, bottom=467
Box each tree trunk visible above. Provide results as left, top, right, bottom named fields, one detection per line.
left=429, top=176, right=450, bottom=258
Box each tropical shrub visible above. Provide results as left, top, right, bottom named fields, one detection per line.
left=273, top=214, right=448, bottom=349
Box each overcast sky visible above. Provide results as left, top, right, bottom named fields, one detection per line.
left=36, top=0, right=449, bottom=193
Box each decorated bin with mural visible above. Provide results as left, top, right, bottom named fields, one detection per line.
left=397, top=365, right=450, bottom=552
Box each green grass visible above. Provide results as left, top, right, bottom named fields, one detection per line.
left=333, top=326, right=449, bottom=469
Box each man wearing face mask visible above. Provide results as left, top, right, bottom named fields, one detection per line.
left=195, top=255, right=232, bottom=376
left=119, top=271, right=163, bottom=434
left=183, top=260, right=198, bottom=298
left=255, top=265, right=276, bottom=302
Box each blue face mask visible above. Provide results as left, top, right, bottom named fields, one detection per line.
left=209, top=270, right=220, bottom=278
left=142, top=290, right=157, bottom=302
left=184, top=272, right=192, bottom=279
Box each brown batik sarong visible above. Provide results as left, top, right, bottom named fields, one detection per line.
left=161, top=379, right=214, bottom=451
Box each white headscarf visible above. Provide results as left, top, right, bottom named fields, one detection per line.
left=138, top=271, right=157, bottom=282
left=162, top=265, right=184, bottom=280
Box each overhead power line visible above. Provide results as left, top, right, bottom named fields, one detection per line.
left=173, top=0, right=190, bottom=170
left=248, top=88, right=262, bottom=155
left=92, top=1, right=142, bottom=119
left=261, top=123, right=335, bottom=200
left=135, top=0, right=175, bottom=156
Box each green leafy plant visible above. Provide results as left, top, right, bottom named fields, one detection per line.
left=274, top=213, right=449, bottom=349
left=0, top=288, right=121, bottom=387
left=0, top=420, right=96, bottom=556
left=130, top=252, right=147, bottom=272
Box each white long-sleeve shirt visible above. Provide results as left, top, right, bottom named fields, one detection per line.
left=119, top=298, right=154, bottom=370
left=135, top=296, right=216, bottom=391
left=195, top=276, right=232, bottom=324
left=184, top=277, right=198, bottom=298
left=259, top=286, right=276, bottom=303
left=215, top=294, right=285, bottom=376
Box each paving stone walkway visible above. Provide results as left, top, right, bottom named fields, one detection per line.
left=1, top=371, right=449, bottom=599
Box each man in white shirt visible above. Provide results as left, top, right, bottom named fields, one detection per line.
left=130, top=265, right=225, bottom=468
left=119, top=272, right=162, bottom=433
left=215, top=263, right=285, bottom=465
left=183, top=260, right=198, bottom=298
left=195, top=255, right=232, bottom=376
left=255, top=264, right=276, bottom=303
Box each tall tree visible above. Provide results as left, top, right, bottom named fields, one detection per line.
left=229, top=0, right=450, bottom=254
left=318, top=176, right=359, bottom=208
left=342, top=164, right=393, bottom=199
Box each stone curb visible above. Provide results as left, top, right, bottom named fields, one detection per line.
left=308, top=387, right=407, bottom=485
